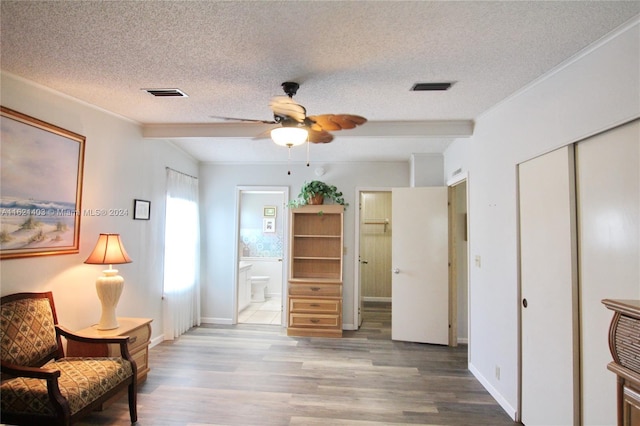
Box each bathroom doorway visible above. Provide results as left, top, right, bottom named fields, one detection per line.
left=235, top=187, right=289, bottom=325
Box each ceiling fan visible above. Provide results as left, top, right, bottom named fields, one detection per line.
left=212, top=82, right=367, bottom=144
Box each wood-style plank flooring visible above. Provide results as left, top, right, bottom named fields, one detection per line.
left=77, top=302, right=520, bottom=425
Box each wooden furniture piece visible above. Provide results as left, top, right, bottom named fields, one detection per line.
left=287, top=204, right=343, bottom=337
left=0, top=292, right=137, bottom=426
left=67, top=317, right=152, bottom=384
left=603, top=299, right=640, bottom=426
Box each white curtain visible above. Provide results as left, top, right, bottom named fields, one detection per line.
left=162, top=168, right=200, bottom=340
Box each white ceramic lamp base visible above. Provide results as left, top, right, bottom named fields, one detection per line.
left=95, top=268, right=124, bottom=330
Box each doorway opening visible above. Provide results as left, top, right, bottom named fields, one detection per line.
left=234, top=187, right=289, bottom=326
left=448, top=179, right=469, bottom=346
left=356, top=190, right=393, bottom=333
left=354, top=183, right=469, bottom=347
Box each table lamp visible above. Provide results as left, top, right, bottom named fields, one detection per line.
left=84, top=233, right=132, bottom=330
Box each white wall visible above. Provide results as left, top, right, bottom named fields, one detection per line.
left=443, top=17, right=640, bottom=421
left=411, top=153, right=444, bottom=186
left=199, top=161, right=410, bottom=325
left=0, top=72, right=198, bottom=342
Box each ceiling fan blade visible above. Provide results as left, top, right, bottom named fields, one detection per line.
left=336, top=114, right=368, bottom=128
left=269, top=96, right=306, bottom=122
left=308, top=128, right=334, bottom=144
left=210, top=115, right=277, bottom=124
left=307, top=114, right=341, bottom=131
left=308, top=114, right=368, bottom=131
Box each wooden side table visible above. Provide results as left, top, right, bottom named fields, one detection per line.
left=67, top=317, right=153, bottom=384
left=603, top=299, right=640, bottom=426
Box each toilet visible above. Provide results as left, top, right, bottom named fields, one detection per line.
left=250, top=276, right=269, bottom=302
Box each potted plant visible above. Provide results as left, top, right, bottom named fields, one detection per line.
left=289, top=180, right=348, bottom=208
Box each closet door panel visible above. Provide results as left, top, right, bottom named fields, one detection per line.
left=576, top=119, right=640, bottom=426
left=519, top=145, right=579, bottom=426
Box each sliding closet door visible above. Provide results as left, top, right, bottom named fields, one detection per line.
left=576, top=119, right=640, bottom=425
left=519, top=146, right=579, bottom=426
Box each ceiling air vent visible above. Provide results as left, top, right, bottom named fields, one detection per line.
left=411, top=82, right=453, bottom=91
left=143, top=88, right=189, bottom=97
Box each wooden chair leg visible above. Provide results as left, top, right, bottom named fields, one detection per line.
left=128, top=382, right=137, bottom=423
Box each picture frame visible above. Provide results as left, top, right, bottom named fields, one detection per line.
left=133, top=199, right=151, bottom=220
left=1, top=107, right=85, bottom=259
left=263, top=217, right=275, bottom=233
left=263, top=206, right=276, bottom=217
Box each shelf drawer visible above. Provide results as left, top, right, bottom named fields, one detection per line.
left=125, top=322, right=151, bottom=352
left=289, top=313, right=341, bottom=328
left=104, top=323, right=151, bottom=356
left=289, top=298, right=340, bottom=314
left=289, top=282, right=342, bottom=297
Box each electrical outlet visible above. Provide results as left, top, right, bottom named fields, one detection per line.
left=495, top=365, right=500, bottom=380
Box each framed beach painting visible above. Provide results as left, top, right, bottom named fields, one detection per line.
left=0, top=107, right=85, bottom=259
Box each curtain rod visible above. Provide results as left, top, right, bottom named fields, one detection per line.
left=166, top=166, right=198, bottom=180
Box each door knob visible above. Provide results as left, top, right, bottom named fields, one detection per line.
left=361, top=260, right=368, bottom=264
left=393, top=268, right=400, bottom=274
left=522, top=298, right=528, bottom=308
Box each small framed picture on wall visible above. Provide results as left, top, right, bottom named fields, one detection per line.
left=263, top=218, right=275, bottom=233
left=133, top=199, right=151, bottom=220
left=263, top=206, right=276, bottom=217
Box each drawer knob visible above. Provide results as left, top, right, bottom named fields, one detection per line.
left=310, top=303, right=321, bottom=307
left=310, top=319, right=320, bottom=323
left=129, top=336, right=138, bottom=344
left=310, top=287, right=321, bottom=291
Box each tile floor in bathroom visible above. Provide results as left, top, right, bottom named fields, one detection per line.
left=238, top=297, right=283, bottom=324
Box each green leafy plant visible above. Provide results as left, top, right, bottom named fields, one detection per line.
left=288, top=180, right=348, bottom=209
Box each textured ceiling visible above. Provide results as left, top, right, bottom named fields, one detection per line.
left=1, top=1, right=639, bottom=163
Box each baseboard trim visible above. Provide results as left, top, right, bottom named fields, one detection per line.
left=150, top=334, right=164, bottom=348
left=200, top=317, right=233, bottom=325
left=468, top=362, right=517, bottom=421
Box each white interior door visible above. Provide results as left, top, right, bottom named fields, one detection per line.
left=519, top=146, right=579, bottom=426
left=391, top=187, right=448, bottom=344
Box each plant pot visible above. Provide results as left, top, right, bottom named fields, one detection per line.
left=308, top=195, right=324, bottom=205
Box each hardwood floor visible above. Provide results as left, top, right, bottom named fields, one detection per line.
left=77, top=302, right=519, bottom=425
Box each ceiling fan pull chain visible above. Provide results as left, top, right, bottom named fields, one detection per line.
left=306, top=138, right=310, bottom=167
left=287, top=146, right=292, bottom=175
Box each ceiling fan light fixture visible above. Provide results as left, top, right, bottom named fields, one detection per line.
left=271, top=127, right=308, bottom=147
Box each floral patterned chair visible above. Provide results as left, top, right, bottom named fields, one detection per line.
left=0, top=292, right=137, bottom=425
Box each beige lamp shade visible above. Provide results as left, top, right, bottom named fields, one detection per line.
left=85, top=233, right=132, bottom=265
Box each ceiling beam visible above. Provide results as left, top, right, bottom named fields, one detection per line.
left=142, top=120, right=474, bottom=139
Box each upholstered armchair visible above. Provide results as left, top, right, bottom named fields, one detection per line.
left=0, top=292, right=137, bottom=425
